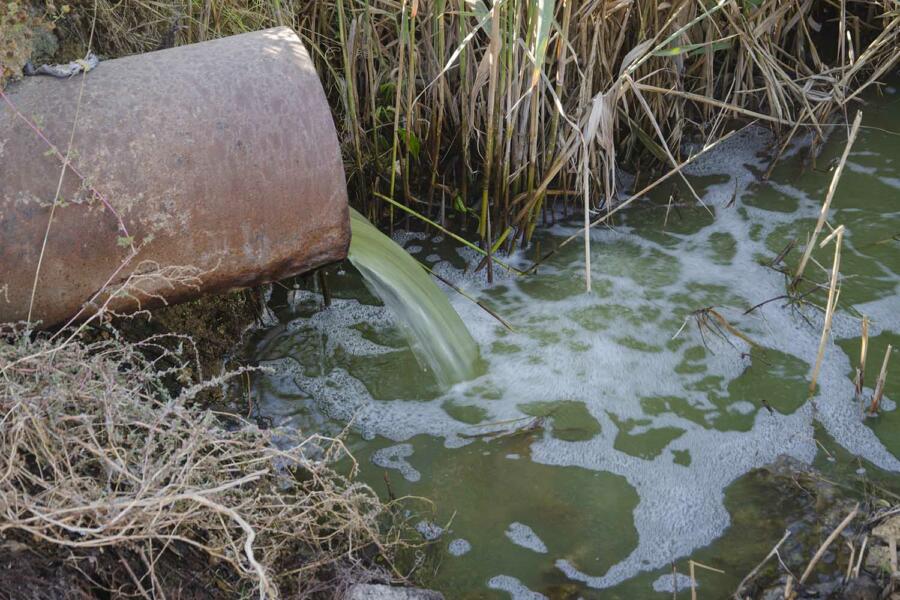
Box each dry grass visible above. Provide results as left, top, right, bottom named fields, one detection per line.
left=56, top=0, right=900, bottom=253
left=0, top=323, right=414, bottom=598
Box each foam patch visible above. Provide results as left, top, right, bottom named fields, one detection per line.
left=254, top=123, right=899, bottom=592
left=504, top=522, right=548, bottom=554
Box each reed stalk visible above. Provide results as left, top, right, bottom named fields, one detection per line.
left=869, top=345, right=892, bottom=415
left=855, top=317, right=869, bottom=401
left=57, top=1, right=900, bottom=253
left=793, top=112, right=863, bottom=288
left=809, top=225, right=844, bottom=394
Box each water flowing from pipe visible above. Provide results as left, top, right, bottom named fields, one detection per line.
left=347, top=208, right=480, bottom=386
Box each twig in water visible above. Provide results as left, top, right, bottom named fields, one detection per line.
left=424, top=264, right=514, bottom=332
left=725, top=180, right=739, bottom=208
left=770, top=240, right=796, bottom=268
left=853, top=535, right=868, bottom=579
left=684, top=307, right=759, bottom=353
left=744, top=295, right=791, bottom=316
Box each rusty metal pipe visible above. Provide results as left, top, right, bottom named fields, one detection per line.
left=0, top=27, right=349, bottom=327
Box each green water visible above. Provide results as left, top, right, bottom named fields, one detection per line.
left=249, top=90, right=899, bottom=598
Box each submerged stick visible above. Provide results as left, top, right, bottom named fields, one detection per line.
left=426, top=265, right=515, bottom=332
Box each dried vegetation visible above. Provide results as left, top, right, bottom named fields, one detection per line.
left=53, top=0, right=900, bottom=286
left=0, top=324, right=414, bottom=598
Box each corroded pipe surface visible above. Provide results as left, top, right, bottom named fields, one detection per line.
left=0, top=27, right=349, bottom=326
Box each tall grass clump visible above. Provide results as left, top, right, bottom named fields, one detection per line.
left=58, top=0, right=899, bottom=260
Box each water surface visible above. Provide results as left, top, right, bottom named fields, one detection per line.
left=248, top=91, right=899, bottom=598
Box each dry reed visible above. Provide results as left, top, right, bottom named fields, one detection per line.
left=56, top=0, right=899, bottom=259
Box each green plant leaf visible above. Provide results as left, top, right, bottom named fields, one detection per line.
left=622, top=111, right=669, bottom=164
left=652, top=38, right=733, bottom=57
left=530, top=0, right=555, bottom=88
left=400, top=128, right=420, bottom=160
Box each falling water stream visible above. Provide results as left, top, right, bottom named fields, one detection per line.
left=347, top=207, right=481, bottom=387
left=247, top=88, right=899, bottom=598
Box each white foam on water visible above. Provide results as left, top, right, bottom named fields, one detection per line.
left=880, top=176, right=900, bottom=190
left=372, top=443, right=421, bottom=482
left=257, top=125, right=899, bottom=591
left=488, top=576, right=548, bottom=600
left=287, top=298, right=398, bottom=357
left=854, top=294, right=900, bottom=330
left=448, top=538, right=472, bottom=556
left=505, top=522, right=548, bottom=554
left=416, top=520, right=444, bottom=541
left=652, top=573, right=695, bottom=593
left=391, top=230, right=429, bottom=245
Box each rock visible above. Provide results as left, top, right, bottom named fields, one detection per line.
left=870, top=514, right=899, bottom=577
left=758, top=586, right=785, bottom=600
left=872, top=515, right=900, bottom=543
left=865, top=545, right=893, bottom=573
left=344, top=584, right=445, bottom=600
left=840, top=574, right=881, bottom=600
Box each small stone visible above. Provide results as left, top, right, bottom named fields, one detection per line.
left=841, top=573, right=881, bottom=600
left=864, top=545, right=892, bottom=573
left=872, top=515, right=900, bottom=543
